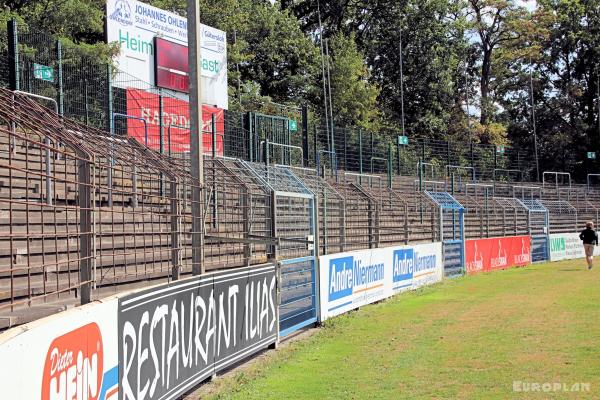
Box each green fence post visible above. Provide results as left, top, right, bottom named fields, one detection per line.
left=56, top=40, right=64, bottom=116
left=359, top=129, right=363, bottom=185
left=388, top=143, right=393, bottom=188
left=470, top=141, right=474, bottom=170
left=344, top=128, right=348, bottom=170
left=159, top=89, right=164, bottom=154
left=247, top=112, right=254, bottom=161
left=313, top=125, right=318, bottom=168
left=107, top=64, right=113, bottom=134
left=494, top=146, right=498, bottom=172
left=301, top=105, right=309, bottom=167
left=447, top=141, right=451, bottom=173
left=84, top=80, right=90, bottom=126
left=397, top=140, right=401, bottom=175
left=8, top=19, right=20, bottom=91
left=212, top=113, right=217, bottom=158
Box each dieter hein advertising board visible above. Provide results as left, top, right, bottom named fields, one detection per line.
left=106, top=0, right=228, bottom=109
left=549, top=232, right=600, bottom=261
left=465, top=235, right=531, bottom=275
left=118, top=264, right=277, bottom=400
left=319, top=243, right=443, bottom=320
left=0, top=299, right=119, bottom=400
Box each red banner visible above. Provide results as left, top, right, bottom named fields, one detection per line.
left=465, top=236, right=531, bottom=275
left=125, top=88, right=223, bottom=155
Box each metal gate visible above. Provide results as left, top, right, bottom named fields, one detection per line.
left=241, top=162, right=318, bottom=337
left=519, top=199, right=549, bottom=262
left=425, top=191, right=465, bottom=277
left=246, top=112, right=295, bottom=163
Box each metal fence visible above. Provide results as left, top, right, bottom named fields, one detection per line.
left=0, top=84, right=593, bottom=328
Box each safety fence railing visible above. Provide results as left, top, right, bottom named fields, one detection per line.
left=0, top=84, right=591, bottom=330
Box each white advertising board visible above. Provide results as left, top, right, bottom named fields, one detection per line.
left=319, top=242, right=443, bottom=320
left=549, top=232, right=600, bottom=261
left=0, top=298, right=119, bottom=400
left=106, top=0, right=228, bottom=109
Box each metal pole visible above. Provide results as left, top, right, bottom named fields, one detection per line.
left=397, top=141, right=401, bottom=175
left=84, top=80, right=90, bottom=126
left=106, top=66, right=114, bottom=206
left=212, top=113, right=217, bottom=228
left=359, top=129, right=363, bottom=185
left=388, top=143, right=393, bottom=189
left=78, top=159, right=92, bottom=304
left=212, top=113, right=217, bottom=157
left=159, top=90, right=164, bottom=154
left=8, top=19, right=19, bottom=154
left=325, top=39, right=335, bottom=167
left=399, top=29, right=406, bottom=136
left=464, top=57, right=472, bottom=141
left=597, top=66, right=600, bottom=147
left=188, top=0, right=205, bottom=276
left=316, top=0, right=330, bottom=145
left=56, top=40, right=64, bottom=116
left=8, top=19, right=19, bottom=92
left=529, top=58, right=540, bottom=182
left=301, top=105, right=309, bottom=167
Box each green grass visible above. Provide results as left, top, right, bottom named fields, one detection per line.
left=202, top=260, right=600, bottom=399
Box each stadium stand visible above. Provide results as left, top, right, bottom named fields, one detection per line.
left=0, top=86, right=592, bottom=329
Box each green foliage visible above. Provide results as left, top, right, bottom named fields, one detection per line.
left=1, top=0, right=599, bottom=176
left=328, top=32, right=380, bottom=130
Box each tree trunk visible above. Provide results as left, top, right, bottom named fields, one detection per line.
left=480, top=44, right=492, bottom=126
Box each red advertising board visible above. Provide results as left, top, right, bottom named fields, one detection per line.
left=125, top=88, right=223, bottom=155
left=465, top=236, right=531, bottom=275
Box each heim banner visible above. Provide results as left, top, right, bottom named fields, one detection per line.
left=118, top=264, right=277, bottom=400
left=0, top=299, right=120, bottom=400
left=126, top=88, right=224, bottom=155
left=465, top=235, right=531, bottom=274
left=549, top=232, right=600, bottom=261
left=319, top=242, right=443, bottom=320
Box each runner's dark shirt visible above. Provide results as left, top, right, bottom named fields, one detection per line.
left=579, top=228, right=598, bottom=245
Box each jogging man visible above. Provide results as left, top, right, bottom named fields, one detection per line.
left=579, top=222, right=598, bottom=270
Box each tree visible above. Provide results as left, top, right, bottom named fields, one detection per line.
left=151, top=0, right=321, bottom=106
left=328, top=32, right=380, bottom=130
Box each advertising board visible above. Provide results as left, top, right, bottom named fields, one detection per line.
left=465, top=236, right=531, bottom=274
left=106, top=0, right=228, bottom=109
left=549, top=232, right=600, bottom=261
left=125, top=88, right=224, bottom=154
left=319, top=243, right=443, bottom=320
left=0, top=299, right=119, bottom=400
left=118, top=264, right=277, bottom=400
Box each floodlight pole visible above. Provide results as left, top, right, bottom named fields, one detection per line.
left=399, top=26, right=406, bottom=136
left=529, top=57, right=540, bottom=182
left=597, top=66, right=600, bottom=147
left=188, top=0, right=205, bottom=275
left=464, top=57, right=472, bottom=141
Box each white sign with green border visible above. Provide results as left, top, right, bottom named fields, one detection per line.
left=549, top=232, right=600, bottom=261
left=33, top=63, right=54, bottom=82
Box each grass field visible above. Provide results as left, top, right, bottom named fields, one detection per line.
left=201, top=260, right=600, bottom=399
